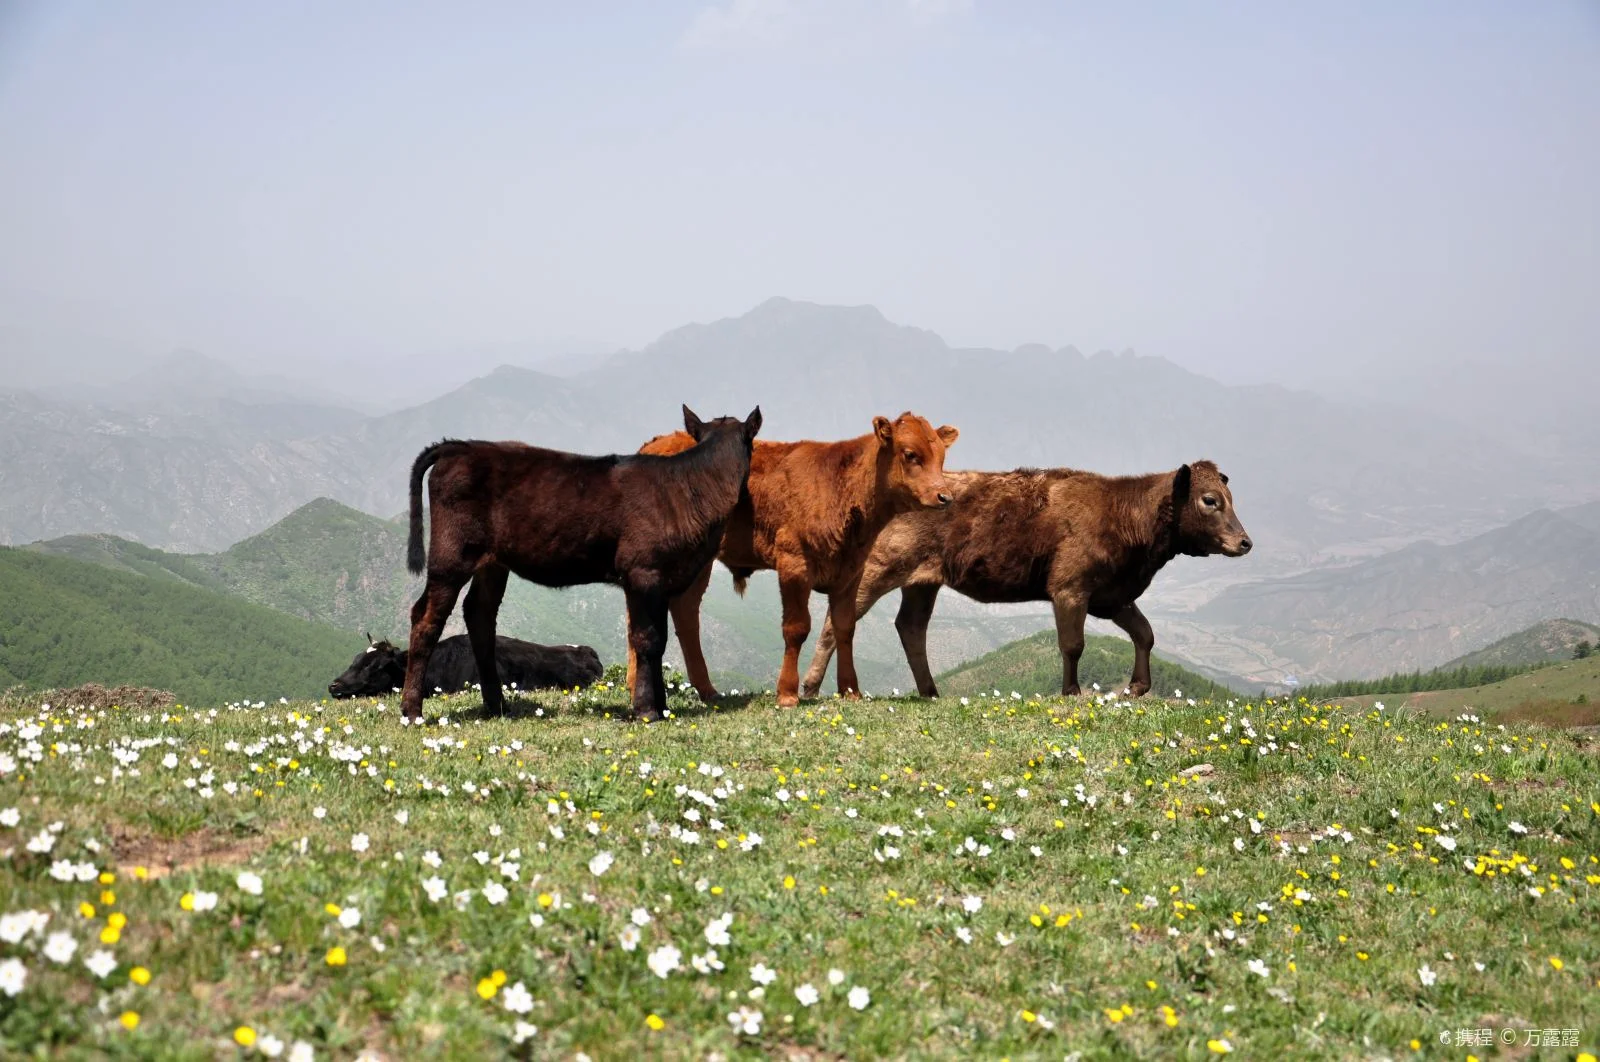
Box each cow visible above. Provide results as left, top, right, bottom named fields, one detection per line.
left=403, top=406, right=761, bottom=721
left=800, top=461, right=1251, bottom=699
left=328, top=634, right=602, bottom=699
left=628, top=412, right=959, bottom=707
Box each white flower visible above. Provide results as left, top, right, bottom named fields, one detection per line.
left=43, top=931, right=77, bottom=964
left=422, top=876, right=448, bottom=902
left=704, top=912, right=733, bottom=947
left=1435, top=834, right=1457, bottom=852
left=258, top=1034, right=285, bottom=1058
left=962, top=895, right=983, bottom=914
left=313, top=807, right=327, bottom=819
left=0, top=807, right=18, bottom=828
left=25, top=830, right=55, bottom=853
left=351, top=833, right=370, bottom=853
left=619, top=925, right=641, bottom=952
left=1418, top=963, right=1437, bottom=987
left=0, top=911, right=45, bottom=944
left=827, top=968, right=846, bottom=985
left=1246, top=958, right=1270, bottom=979
left=83, top=949, right=117, bottom=978
left=692, top=950, right=725, bottom=974
left=996, top=932, right=1015, bottom=947
left=237, top=871, right=264, bottom=896
left=511, top=1021, right=538, bottom=1044
left=483, top=881, right=509, bottom=906
left=750, top=962, right=778, bottom=986
left=847, top=985, right=871, bottom=1010
left=630, top=907, right=651, bottom=927
left=795, top=983, right=819, bottom=1006
left=394, top=810, right=409, bottom=826
left=727, top=1005, right=763, bottom=1036
left=0, top=958, right=25, bottom=996
left=502, top=981, right=535, bottom=1014
left=49, top=860, right=74, bottom=882
left=422, top=850, right=442, bottom=868
left=647, top=944, right=682, bottom=978
left=1508, top=821, right=1528, bottom=835
left=588, top=851, right=614, bottom=877
left=339, top=907, right=362, bottom=929
left=288, top=1042, right=315, bottom=1062
left=191, top=890, right=219, bottom=912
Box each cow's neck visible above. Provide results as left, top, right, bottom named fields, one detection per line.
left=827, top=435, right=898, bottom=549
left=1106, top=475, right=1181, bottom=581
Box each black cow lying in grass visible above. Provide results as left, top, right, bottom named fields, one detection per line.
left=328, top=634, right=602, bottom=700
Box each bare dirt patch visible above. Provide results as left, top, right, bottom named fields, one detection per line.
left=112, top=823, right=280, bottom=879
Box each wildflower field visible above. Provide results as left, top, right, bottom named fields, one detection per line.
left=2, top=676, right=1597, bottom=1061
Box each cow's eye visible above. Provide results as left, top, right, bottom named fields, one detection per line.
left=902, top=450, right=920, bottom=465
left=1202, top=495, right=1218, bottom=508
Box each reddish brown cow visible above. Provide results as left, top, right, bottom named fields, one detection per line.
left=800, top=461, right=1250, bottom=698
left=629, top=413, right=959, bottom=706
left=402, top=406, right=760, bottom=721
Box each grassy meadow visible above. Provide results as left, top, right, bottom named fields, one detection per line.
left=1, top=675, right=1597, bottom=1060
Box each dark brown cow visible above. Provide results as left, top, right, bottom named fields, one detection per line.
left=402, top=406, right=760, bottom=721
left=329, top=634, right=602, bottom=699
left=629, top=413, right=959, bottom=706
left=801, top=461, right=1250, bottom=698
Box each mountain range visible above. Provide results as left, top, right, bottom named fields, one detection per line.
left=4, top=298, right=1597, bottom=689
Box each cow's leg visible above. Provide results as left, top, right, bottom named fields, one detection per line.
left=895, top=584, right=942, bottom=697
left=624, top=583, right=670, bottom=722
left=828, top=573, right=865, bottom=699
left=1110, top=601, right=1155, bottom=697
left=668, top=562, right=718, bottom=702
left=775, top=562, right=812, bottom=708
left=1051, top=591, right=1089, bottom=697
left=462, top=564, right=510, bottom=715
left=801, top=573, right=894, bottom=698
left=402, top=574, right=466, bottom=719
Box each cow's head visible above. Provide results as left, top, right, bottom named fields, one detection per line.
left=329, top=637, right=407, bottom=699
left=683, top=404, right=762, bottom=449
left=1173, top=461, right=1252, bottom=557
left=874, top=411, right=958, bottom=510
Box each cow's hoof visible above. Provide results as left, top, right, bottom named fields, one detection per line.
left=840, top=689, right=862, bottom=701
left=634, top=709, right=663, bottom=723
left=1128, top=683, right=1151, bottom=698
left=799, top=683, right=821, bottom=698
left=694, top=686, right=720, bottom=703
left=1063, top=685, right=1082, bottom=697
left=776, top=693, right=800, bottom=708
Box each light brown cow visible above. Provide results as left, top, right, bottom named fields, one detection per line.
left=629, top=413, right=959, bottom=706
left=800, top=461, right=1250, bottom=698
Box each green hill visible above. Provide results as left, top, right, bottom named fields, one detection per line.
left=0, top=546, right=364, bottom=704
left=26, top=500, right=1059, bottom=696
left=1437, top=617, right=1600, bottom=670
left=935, top=629, right=1238, bottom=699
left=1335, top=654, right=1600, bottom=728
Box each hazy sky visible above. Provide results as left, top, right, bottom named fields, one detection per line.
left=1, top=0, right=1596, bottom=395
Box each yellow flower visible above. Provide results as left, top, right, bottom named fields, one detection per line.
left=130, top=967, right=152, bottom=986
left=1549, top=956, right=1564, bottom=970
left=491, top=969, right=507, bottom=987
left=101, top=890, right=116, bottom=906
left=1161, top=1005, right=1178, bottom=1027
left=646, top=1014, right=665, bottom=1031
left=783, top=875, right=796, bottom=890
left=1103, top=1008, right=1124, bottom=1024
left=179, top=892, right=196, bottom=911
left=476, top=977, right=498, bottom=1000
left=119, top=1011, right=140, bottom=1031
left=100, top=926, right=121, bottom=945
left=234, top=1027, right=257, bottom=1047
left=133, top=866, right=149, bottom=881
left=1021, top=1010, right=1037, bottom=1023
left=79, top=902, right=96, bottom=919
left=1410, top=1041, right=1422, bottom=1051
left=108, top=913, right=127, bottom=930
left=99, top=871, right=116, bottom=885
left=537, top=893, right=554, bottom=908
left=324, top=903, right=342, bottom=917
left=325, top=946, right=347, bottom=967
left=1207, top=1039, right=1233, bottom=1054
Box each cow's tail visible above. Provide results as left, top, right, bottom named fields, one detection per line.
left=407, top=440, right=464, bottom=575
left=729, top=566, right=755, bottom=596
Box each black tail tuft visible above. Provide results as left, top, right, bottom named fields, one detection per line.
left=407, top=440, right=462, bottom=574
left=729, top=566, right=755, bottom=596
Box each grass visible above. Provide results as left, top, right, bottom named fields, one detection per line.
left=1, top=676, right=1597, bottom=1060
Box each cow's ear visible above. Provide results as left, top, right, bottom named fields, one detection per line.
left=364, top=631, right=373, bottom=645
left=936, top=424, right=959, bottom=446
left=1173, top=463, right=1192, bottom=503
left=1219, top=471, right=1229, bottom=485
left=873, top=415, right=893, bottom=446
left=683, top=405, right=706, bottom=441
left=743, top=406, right=762, bottom=442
